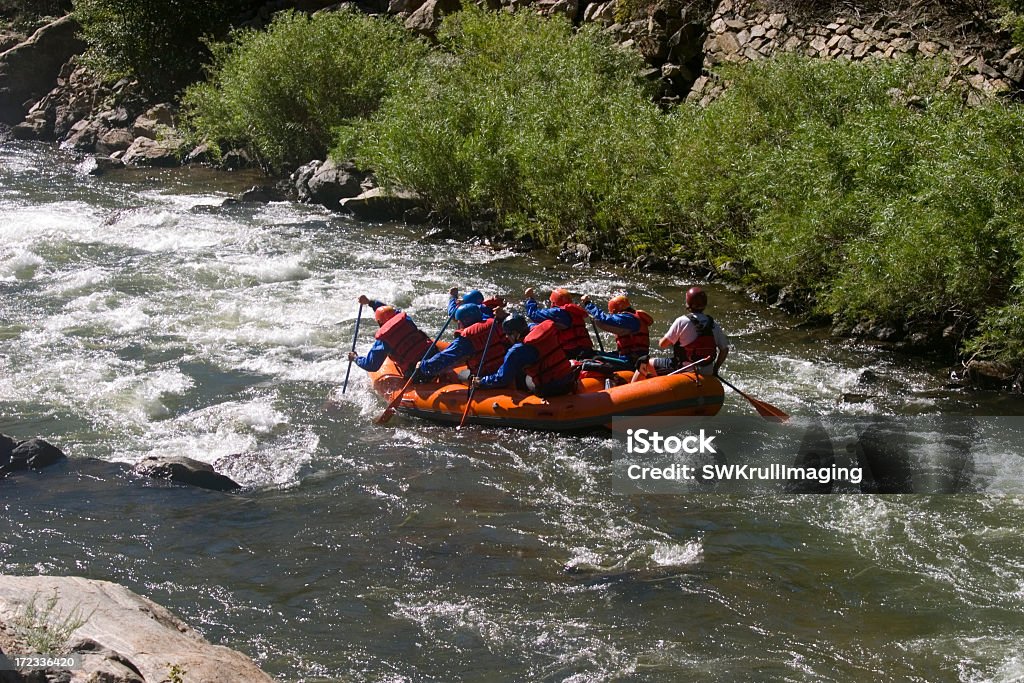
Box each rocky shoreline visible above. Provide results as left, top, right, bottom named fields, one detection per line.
left=0, top=575, right=274, bottom=682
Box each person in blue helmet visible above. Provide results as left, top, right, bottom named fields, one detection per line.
left=447, top=287, right=505, bottom=320
left=473, top=314, right=576, bottom=398
left=417, top=302, right=509, bottom=381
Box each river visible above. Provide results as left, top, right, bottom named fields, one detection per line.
left=3, top=141, right=1024, bottom=681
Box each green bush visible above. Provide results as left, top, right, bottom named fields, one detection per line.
left=661, top=55, right=1024, bottom=362
left=341, top=7, right=668, bottom=251
left=183, top=9, right=427, bottom=172
left=73, top=0, right=253, bottom=97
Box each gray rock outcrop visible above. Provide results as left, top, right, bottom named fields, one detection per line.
left=0, top=575, right=274, bottom=682
left=0, top=15, right=85, bottom=125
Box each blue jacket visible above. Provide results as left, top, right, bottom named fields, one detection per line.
left=524, top=298, right=571, bottom=328
left=583, top=302, right=641, bottom=334
left=477, top=343, right=539, bottom=390
left=418, top=334, right=475, bottom=377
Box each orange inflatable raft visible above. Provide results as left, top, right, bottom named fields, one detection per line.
left=367, top=352, right=724, bottom=431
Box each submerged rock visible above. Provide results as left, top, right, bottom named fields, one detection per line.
left=135, top=456, right=242, bottom=491
left=1, top=436, right=66, bottom=477
left=0, top=575, right=274, bottom=683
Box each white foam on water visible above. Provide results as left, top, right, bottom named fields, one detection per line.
left=650, top=539, right=704, bottom=567
left=0, top=248, right=45, bottom=280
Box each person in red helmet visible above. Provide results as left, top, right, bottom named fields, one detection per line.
left=580, top=293, right=654, bottom=366
left=651, top=286, right=729, bottom=376
left=523, top=286, right=595, bottom=359
left=347, top=295, right=438, bottom=377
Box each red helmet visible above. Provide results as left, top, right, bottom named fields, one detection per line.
left=549, top=288, right=572, bottom=307
left=374, top=306, right=398, bottom=325
left=685, top=286, right=707, bottom=311
left=608, top=295, right=631, bottom=314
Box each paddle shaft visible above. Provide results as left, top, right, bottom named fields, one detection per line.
left=376, top=313, right=455, bottom=423
left=667, top=355, right=712, bottom=376
left=590, top=318, right=606, bottom=353
left=458, top=316, right=499, bottom=429
left=341, top=303, right=364, bottom=395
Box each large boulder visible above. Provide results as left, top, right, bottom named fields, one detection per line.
left=130, top=104, right=175, bottom=140
left=1, top=437, right=66, bottom=477
left=0, top=15, right=86, bottom=125
left=405, top=0, right=461, bottom=35
left=135, top=456, right=241, bottom=491
left=121, top=136, right=186, bottom=167
left=340, top=187, right=425, bottom=221
left=0, top=576, right=274, bottom=683
left=305, top=158, right=366, bottom=210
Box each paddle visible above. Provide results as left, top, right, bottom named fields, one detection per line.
left=341, top=303, right=364, bottom=395
left=718, top=375, right=789, bottom=422
left=667, top=355, right=712, bottom=376
left=375, top=313, right=455, bottom=424
left=590, top=318, right=606, bottom=353
left=457, top=316, right=499, bottom=430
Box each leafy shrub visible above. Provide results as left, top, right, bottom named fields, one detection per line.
left=73, top=0, right=254, bottom=97
left=661, top=55, right=1024, bottom=361
left=342, top=7, right=667, bottom=252
left=183, top=9, right=427, bottom=172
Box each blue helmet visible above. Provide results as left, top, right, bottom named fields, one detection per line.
left=455, top=303, right=483, bottom=325
left=463, top=289, right=484, bottom=305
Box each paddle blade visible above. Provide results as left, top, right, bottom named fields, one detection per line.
left=375, top=407, right=397, bottom=424
left=750, top=398, right=789, bottom=422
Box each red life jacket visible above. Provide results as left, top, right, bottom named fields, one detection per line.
left=615, top=310, right=653, bottom=358
left=556, top=303, right=593, bottom=353
left=456, top=318, right=509, bottom=376
left=523, top=320, right=574, bottom=388
left=674, top=313, right=718, bottom=366
left=374, top=312, right=433, bottom=375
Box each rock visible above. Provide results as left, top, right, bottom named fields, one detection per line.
left=94, top=127, right=134, bottom=156
left=135, top=456, right=241, bottom=491
left=306, top=158, right=365, bottom=210
left=965, top=360, right=1016, bottom=389
left=12, top=438, right=67, bottom=470
left=121, top=136, right=185, bottom=167
left=130, top=103, right=175, bottom=140
left=237, top=185, right=288, bottom=203
left=405, top=0, right=461, bottom=35
left=10, top=109, right=51, bottom=140
left=0, top=15, right=86, bottom=125
left=76, top=155, right=125, bottom=176
left=0, top=434, right=15, bottom=467
left=340, top=187, right=424, bottom=221
left=0, top=576, right=273, bottom=682
left=219, top=148, right=253, bottom=170
left=61, top=118, right=102, bottom=152
left=184, top=142, right=215, bottom=165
